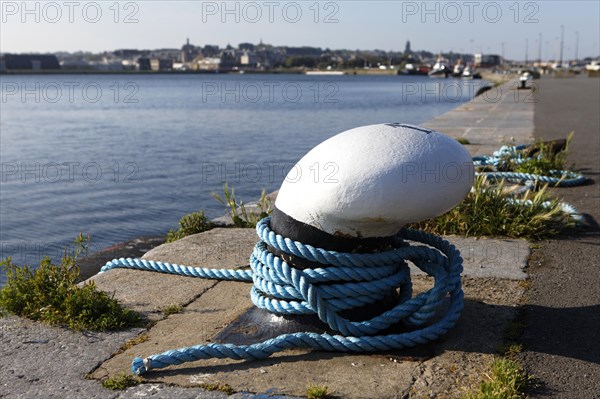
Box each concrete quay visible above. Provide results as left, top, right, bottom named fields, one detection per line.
left=423, top=77, right=533, bottom=155
left=518, top=76, right=600, bottom=399
left=1, top=77, right=558, bottom=399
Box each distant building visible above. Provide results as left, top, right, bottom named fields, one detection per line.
left=202, top=45, right=220, bottom=57
left=3, top=54, right=60, bottom=70
left=180, top=38, right=199, bottom=63
left=196, top=57, right=221, bottom=71
left=59, top=58, right=92, bottom=70
left=240, top=50, right=257, bottom=67
left=120, top=59, right=138, bottom=70
left=150, top=58, right=173, bottom=71
left=113, top=49, right=144, bottom=58
left=405, top=40, right=412, bottom=54
left=239, top=42, right=255, bottom=51
left=90, top=60, right=124, bottom=71
left=151, top=49, right=180, bottom=60
left=220, top=47, right=239, bottom=69
left=285, top=47, right=321, bottom=58
left=137, top=57, right=151, bottom=71
left=474, top=53, right=501, bottom=68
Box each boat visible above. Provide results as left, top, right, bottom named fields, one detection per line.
left=452, top=60, right=465, bottom=77
left=429, top=57, right=450, bottom=78
left=585, top=60, right=600, bottom=72
left=402, top=63, right=415, bottom=74
left=461, top=64, right=481, bottom=79
left=400, top=63, right=429, bottom=75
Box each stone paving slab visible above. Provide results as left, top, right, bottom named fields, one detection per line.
left=421, top=236, right=528, bottom=280
left=88, top=228, right=258, bottom=322
left=0, top=315, right=140, bottom=399
left=0, top=316, right=296, bottom=399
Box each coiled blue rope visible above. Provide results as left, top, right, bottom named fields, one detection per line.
left=100, top=217, right=464, bottom=375
left=470, top=145, right=586, bottom=223
left=473, top=145, right=586, bottom=187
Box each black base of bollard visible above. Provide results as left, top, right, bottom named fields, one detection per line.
left=213, top=303, right=433, bottom=347
left=213, top=208, right=450, bottom=351
left=270, top=207, right=399, bottom=253
left=213, top=298, right=452, bottom=358
left=213, top=307, right=332, bottom=345
left=212, top=207, right=409, bottom=345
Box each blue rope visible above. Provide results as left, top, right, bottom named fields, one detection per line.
left=473, top=145, right=586, bottom=187
left=100, top=218, right=464, bottom=375
left=470, top=145, right=586, bottom=224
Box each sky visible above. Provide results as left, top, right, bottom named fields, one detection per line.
left=1, top=1, right=599, bottom=61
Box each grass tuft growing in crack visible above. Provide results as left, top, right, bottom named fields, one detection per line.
left=462, top=358, right=532, bottom=399
left=102, top=372, right=141, bottom=390
left=307, top=383, right=331, bottom=399
left=117, top=333, right=150, bottom=354
left=212, top=182, right=273, bottom=228
left=497, top=343, right=523, bottom=358
left=166, top=210, right=214, bottom=243
left=408, top=175, right=577, bottom=240
left=166, top=184, right=273, bottom=243
left=197, top=382, right=236, bottom=395
left=162, top=303, right=183, bottom=316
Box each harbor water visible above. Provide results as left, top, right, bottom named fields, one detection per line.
left=0, top=73, right=487, bottom=283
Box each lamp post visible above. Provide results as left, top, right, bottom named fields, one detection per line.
left=575, top=31, right=579, bottom=63
left=559, top=25, right=565, bottom=67
left=538, top=33, right=542, bottom=64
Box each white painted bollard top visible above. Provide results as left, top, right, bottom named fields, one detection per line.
left=275, top=123, right=474, bottom=238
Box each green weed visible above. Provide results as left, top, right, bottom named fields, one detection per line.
left=162, top=303, right=183, bottom=316
left=497, top=343, right=523, bottom=358
left=117, top=333, right=150, bottom=354
left=198, top=382, right=236, bottom=395
left=307, top=383, right=330, bottom=399
left=212, top=183, right=273, bottom=228
left=462, top=358, right=532, bottom=399
left=0, top=235, right=140, bottom=331
left=166, top=210, right=214, bottom=243
left=408, top=175, right=577, bottom=240
left=102, top=372, right=141, bottom=390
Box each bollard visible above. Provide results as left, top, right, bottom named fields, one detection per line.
left=216, top=123, right=473, bottom=343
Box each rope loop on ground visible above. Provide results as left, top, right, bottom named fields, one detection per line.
left=472, top=145, right=586, bottom=187
left=101, top=217, right=464, bottom=375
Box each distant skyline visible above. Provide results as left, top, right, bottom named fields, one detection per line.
left=1, top=1, right=599, bottom=61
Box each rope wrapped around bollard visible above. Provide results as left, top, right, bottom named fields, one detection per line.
left=100, top=217, right=464, bottom=375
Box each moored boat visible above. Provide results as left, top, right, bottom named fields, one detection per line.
left=429, top=56, right=450, bottom=78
